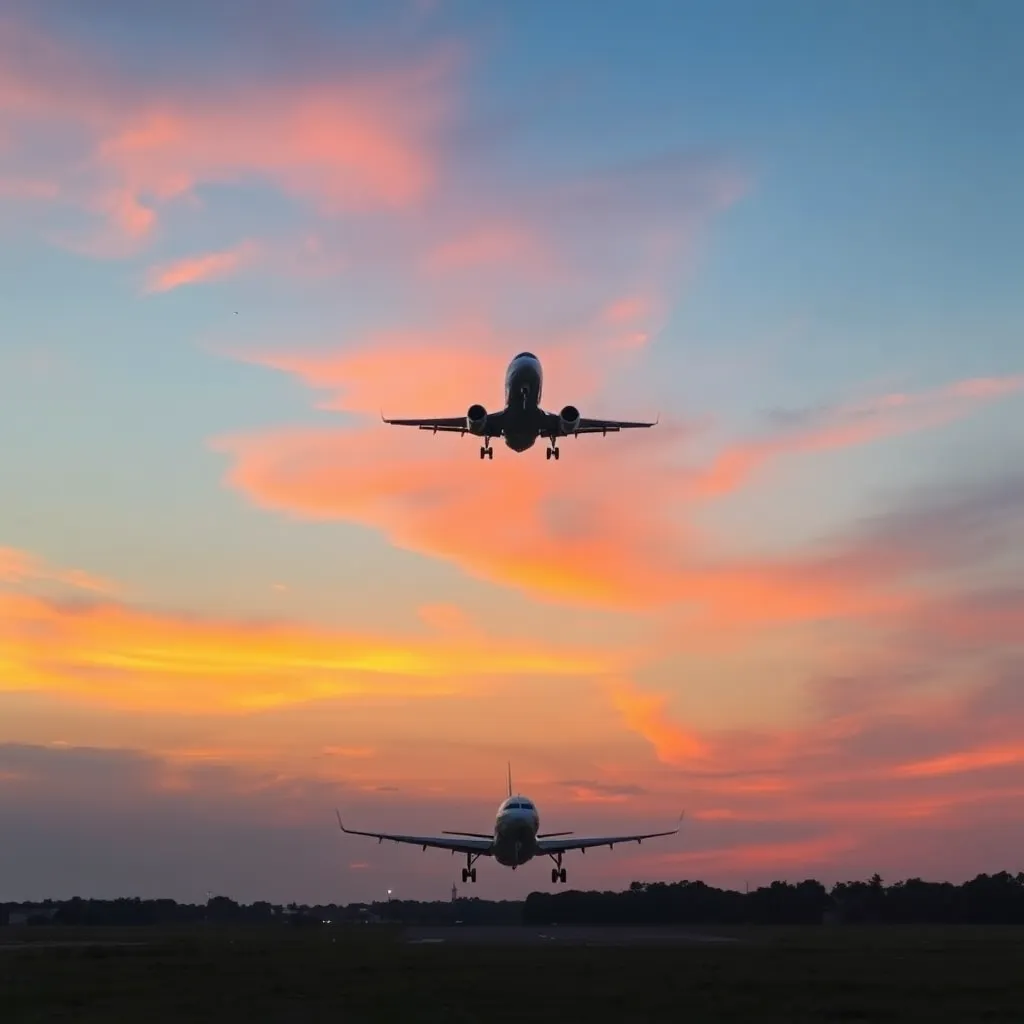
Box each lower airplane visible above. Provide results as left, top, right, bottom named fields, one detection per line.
left=382, top=350, right=657, bottom=459
left=336, top=766, right=683, bottom=885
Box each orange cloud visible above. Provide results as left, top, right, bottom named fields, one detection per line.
left=606, top=679, right=709, bottom=762
left=893, top=745, right=1024, bottom=779
left=209, top=412, right=925, bottom=623
left=0, top=588, right=624, bottom=715
left=144, top=241, right=259, bottom=293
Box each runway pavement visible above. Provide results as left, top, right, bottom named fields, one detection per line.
left=403, top=924, right=738, bottom=946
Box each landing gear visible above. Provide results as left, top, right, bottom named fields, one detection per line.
left=546, top=440, right=560, bottom=460
left=479, top=437, right=493, bottom=459
left=548, top=852, right=567, bottom=883
left=461, top=852, right=480, bottom=883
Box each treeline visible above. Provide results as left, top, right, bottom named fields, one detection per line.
left=0, top=894, right=520, bottom=928
left=525, top=873, right=1024, bottom=925
left=5, top=872, right=1024, bottom=927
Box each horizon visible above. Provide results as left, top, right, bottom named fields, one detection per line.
left=2, top=1, right=1024, bottom=905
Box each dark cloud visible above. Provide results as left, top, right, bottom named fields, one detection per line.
left=841, top=470, right=1024, bottom=577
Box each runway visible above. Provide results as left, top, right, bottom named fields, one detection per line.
left=403, top=924, right=738, bottom=946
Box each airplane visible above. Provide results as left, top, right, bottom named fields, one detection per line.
left=335, top=765, right=683, bottom=885
left=381, top=351, right=657, bottom=459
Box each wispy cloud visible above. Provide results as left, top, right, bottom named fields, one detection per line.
left=0, top=546, right=117, bottom=595
left=144, top=240, right=260, bottom=293
left=691, top=375, right=1024, bottom=498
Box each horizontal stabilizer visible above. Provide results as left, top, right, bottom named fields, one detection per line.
left=537, top=831, right=574, bottom=838
left=441, top=831, right=493, bottom=839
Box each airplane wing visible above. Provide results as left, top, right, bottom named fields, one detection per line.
left=336, top=811, right=493, bottom=855
left=535, top=812, right=684, bottom=854
left=382, top=411, right=506, bottom=435
left=541, top=412, right=657, bottom=437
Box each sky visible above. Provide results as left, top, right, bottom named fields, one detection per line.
left=2, top=0, right=1024, bottom=905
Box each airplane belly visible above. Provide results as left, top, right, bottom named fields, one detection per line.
left=502, top=406, right=542, bottom=452
left=494, top=821, right=538, bottom=866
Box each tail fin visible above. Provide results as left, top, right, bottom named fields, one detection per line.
left=506, top=761, right=513, bottom=798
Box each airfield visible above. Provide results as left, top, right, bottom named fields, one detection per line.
left=4, top=923, right=1023, bottom=1021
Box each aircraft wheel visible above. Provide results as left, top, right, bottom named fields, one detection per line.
left=470, top=868, right=477, bottom=883
left=553, top=448, right=560, bottom=460
left=461, top=868, right=468, bottom=883
left=545, top=448, right=551, bottom=460
left=560, top=868, right=567, bottom=883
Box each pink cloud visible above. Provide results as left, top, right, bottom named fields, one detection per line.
left=0, top=545, right=116, bottom=595
left=691, top=374, right=1024, bottom=498
left=144, top=241, right=260, bottom=293
left=421, top=221, right=552, bottom=276
left=0, top=16, right=460, bottom=252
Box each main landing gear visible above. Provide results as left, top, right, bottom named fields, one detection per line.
left=546, top=439, right=560, bottom=460
left=462, top=852, right=480, bottom=883
left=548, top=851, right=567, bottom=884
left=480, top=437, right=493, bottom=459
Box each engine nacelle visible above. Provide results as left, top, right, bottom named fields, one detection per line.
left=559, top=404, right=581, bottom=434
left=466, top=404, right=488, bottom=435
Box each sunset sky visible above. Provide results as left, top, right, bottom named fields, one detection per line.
left=2, top=0, right=1024, bottom=905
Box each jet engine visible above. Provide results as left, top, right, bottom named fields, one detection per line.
left=559, top=404, right=581, bottom=434
left=466, top=404, right=488, bottom=434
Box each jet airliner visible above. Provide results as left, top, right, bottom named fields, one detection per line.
left=336, top=767, right=682, bottom=885
left=382, top=351, right=657, bottom=459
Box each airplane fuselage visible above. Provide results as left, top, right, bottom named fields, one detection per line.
left=501, top=352, right=544, bottom=452
left=492, top=795, right=541, bottom=866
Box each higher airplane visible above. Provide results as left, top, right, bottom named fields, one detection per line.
left=382, top=351, right=657, bottom=459
left=335, top=766, right=683, bottom=885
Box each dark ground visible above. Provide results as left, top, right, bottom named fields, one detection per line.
left=3, top=923, right=1024, bottom=1021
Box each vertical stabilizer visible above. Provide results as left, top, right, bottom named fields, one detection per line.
left=507, top=761, right=513, bottom=797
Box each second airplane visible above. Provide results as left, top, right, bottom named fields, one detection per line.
left=337, top=767, right=682, bottom=885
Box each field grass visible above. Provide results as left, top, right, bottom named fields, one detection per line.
left=2, top=924, right=1023, bottom=1021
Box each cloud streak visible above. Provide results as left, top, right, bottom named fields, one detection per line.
left=144, top=240, right=260, bottom=293
left=0, top=556, right=627, bottom=714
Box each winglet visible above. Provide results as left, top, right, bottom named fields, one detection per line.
left=335, top=809, right=347, bottom=832
left=654, top=411, right=660, bottom=426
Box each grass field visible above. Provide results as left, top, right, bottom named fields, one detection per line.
left=3, top=924, right=1024, bottom=1021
